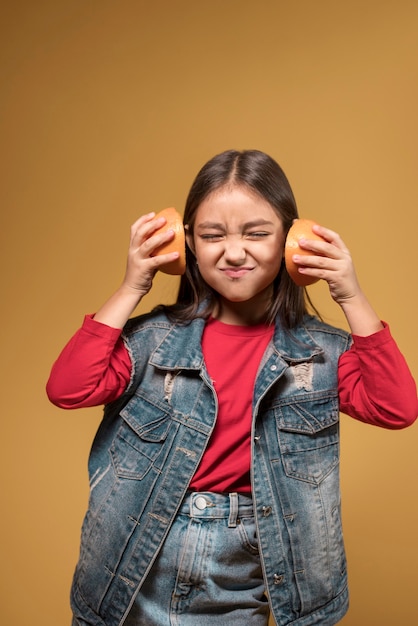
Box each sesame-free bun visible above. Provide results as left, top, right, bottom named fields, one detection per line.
left=284, top=219, right=325, bottom=286
left=151, top=207, right=186, bottom=275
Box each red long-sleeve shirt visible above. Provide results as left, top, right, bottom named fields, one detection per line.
left=47, top=315, right=417, bottom=492
left=47, top=314, right=417, bottom=424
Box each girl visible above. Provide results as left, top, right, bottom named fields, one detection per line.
left=47, top=149, right=417, bottom=626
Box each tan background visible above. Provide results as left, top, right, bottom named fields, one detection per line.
left=1, top=1, right=417, bottom=624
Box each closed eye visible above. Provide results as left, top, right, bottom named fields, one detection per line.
left=245, top=231, right=271, bottom=239
left=198, top=229, right=273, bottom=241
left=199, top=233, right=224, bottom=241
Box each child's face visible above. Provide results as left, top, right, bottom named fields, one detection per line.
left=187, top=185, right=285, bottom=320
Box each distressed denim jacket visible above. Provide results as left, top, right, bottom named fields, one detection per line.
left=71, top=311, right=352, bottom=626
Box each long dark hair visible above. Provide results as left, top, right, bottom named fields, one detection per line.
left=161, top=149, right=313, bottom=328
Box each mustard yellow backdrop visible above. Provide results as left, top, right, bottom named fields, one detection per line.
left=1, top=1, right=417, bottom=624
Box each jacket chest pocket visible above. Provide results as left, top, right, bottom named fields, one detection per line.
left=111, top=393, right=179, bottom=480
left=275, top=393, right=340, bottom=484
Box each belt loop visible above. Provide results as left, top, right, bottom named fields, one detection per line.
left=228, top=492, right=239, bottom=528
left=189, top=493, right=195, bottom=517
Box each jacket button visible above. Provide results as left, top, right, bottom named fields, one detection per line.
left=270, top=365, right=277, bottom=371
left=273, top=574, right=284, bottom=585
left=262, top=506, right=272, bottom=517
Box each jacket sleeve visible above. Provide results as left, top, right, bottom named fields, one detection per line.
left=46, top=314, right=132, bottom=409
left=338, top=323, right=417, bottom=429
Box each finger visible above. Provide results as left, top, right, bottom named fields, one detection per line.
left=130, top=213, right=172, bottom=252
left=311, top=224, right=350, bottom=254
left=297, top=237, right=342, bottom=260
left=292, top=253, right=340, bottom=274
left=297, top=225, right=350, bottom=259
left=143, top=227, right=176, bottom=257
left=129, top=212, right=157, bottom=245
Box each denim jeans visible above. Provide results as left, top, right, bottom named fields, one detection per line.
left=124, top=491, right=270, bottom=626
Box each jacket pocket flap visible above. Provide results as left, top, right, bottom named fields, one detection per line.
left=276, top=392, right=339, bottom=434
left=120, top=393, right=172, bottom=442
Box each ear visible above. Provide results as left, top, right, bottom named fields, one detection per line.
left=184, top=224, right=196, bottom=256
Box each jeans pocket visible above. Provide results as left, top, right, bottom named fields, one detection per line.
left=237, top=516, right=260, bottom=555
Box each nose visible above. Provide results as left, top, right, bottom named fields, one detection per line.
left=223, top=238, right=247, bottom=265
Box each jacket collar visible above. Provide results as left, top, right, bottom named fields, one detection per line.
left=149, top=314, right=323, bottom=370
left=271, top=321, right=324, bottom=363
left=149, top=316, right=207, bottom=370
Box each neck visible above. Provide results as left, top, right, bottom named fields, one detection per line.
left=213, top=298, right=271, bottom=326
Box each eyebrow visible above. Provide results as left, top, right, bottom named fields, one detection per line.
left=196, top=219, right=275, bottom=230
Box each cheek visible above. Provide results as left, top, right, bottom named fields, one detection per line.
left=194, top=243, right=219, bottom=265
left=193, top=246, right=205, bottom=267
left=275, top=241, right=286, bottom=268
left=275, top=235, right=286, bottom=257
left=263, top=243, right=285, bottom=281
left=264, top=238, right=285, bottom=264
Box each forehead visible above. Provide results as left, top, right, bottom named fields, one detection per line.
left=195, top=185, right=282, bottom=225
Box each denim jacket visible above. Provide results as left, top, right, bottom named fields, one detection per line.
left=71, top=311, right=352, bottom=626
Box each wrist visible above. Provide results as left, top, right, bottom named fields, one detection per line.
left=119, top=282, right=147, bottom=301
left=339, top=292, right=383, bottom=336
left=93, top=284, right=144, bottom=329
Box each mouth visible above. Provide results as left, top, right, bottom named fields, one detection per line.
left=220, top=267, right=254, bottom=279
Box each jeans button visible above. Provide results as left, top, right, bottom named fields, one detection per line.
left=194, top=495, right=207, bottom=510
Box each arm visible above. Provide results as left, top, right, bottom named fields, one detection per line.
left=292, top=225, right=417, bottom=427
left=47, top=212, right=180, bottom=408
left=338, top=324, right=417, bottom=428
left=46, top=315, right=132, bottom=408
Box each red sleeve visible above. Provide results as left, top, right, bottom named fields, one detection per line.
left=46, top=314, right=132, bottom=409
left=338, top=323, right=417, bottom=429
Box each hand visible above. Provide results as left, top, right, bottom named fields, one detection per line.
left=292, top=223, right=383, bottom=335
left=292, top=224, right=361, bottom=305
left=122, top=212, right=180, bottom=297
left=93, top=213, right=180, bottom=329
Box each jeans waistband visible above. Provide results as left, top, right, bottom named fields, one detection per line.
left=180, top=491, right=254, bottom=528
